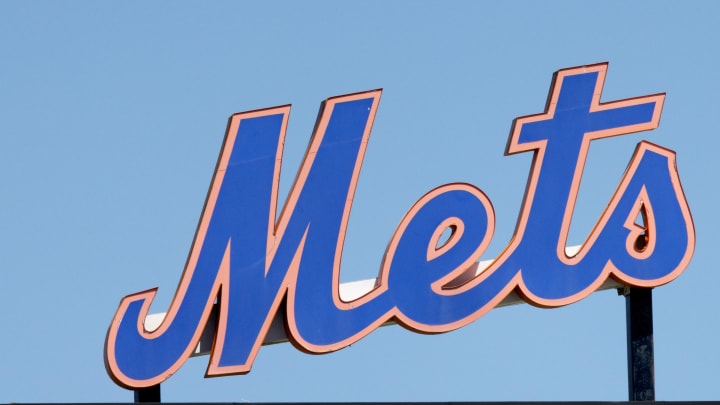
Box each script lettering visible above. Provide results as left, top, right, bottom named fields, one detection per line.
left=105, top=63, right=694, bottom=389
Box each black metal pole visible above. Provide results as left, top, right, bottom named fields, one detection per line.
left=623, top=287, right=655, bottom=401
left=134, top=384, right=161, bottom=403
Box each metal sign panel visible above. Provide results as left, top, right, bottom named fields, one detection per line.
left=105, top=63, right=694, bottom=389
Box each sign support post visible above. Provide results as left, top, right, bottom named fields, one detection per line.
left=134, top=385, right=160, bottom=403
left=623, top=287, right=655, bottom=401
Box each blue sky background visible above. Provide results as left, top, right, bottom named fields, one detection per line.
left=1, top=1, right=718, bottom=402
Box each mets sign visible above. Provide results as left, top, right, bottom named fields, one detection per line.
left=105, top=63, right=694, bottom=389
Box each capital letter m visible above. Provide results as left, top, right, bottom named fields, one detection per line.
left=105, top=90, right=382, bottom=389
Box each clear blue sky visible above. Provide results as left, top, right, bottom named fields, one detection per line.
left=1, top=1, right=718, bottom=402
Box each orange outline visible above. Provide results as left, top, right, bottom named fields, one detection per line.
left=506, top=63, right=665, bottom=266
left=391, top=184, right=500, bottom=332
left=105, top=106, right=291, bottom=388
left=500, top=63, right=691, bottom=307
left=427, top=216, right=465, bottom=261
left=280, top=91, right=398, bottom=354
left=106, top=64, right=695, bottom=387
left=205, top=90, right=386, bottom=375
left=623, top=186, right=656, bottom=260
left=107, top=91, right=388, bottom=384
